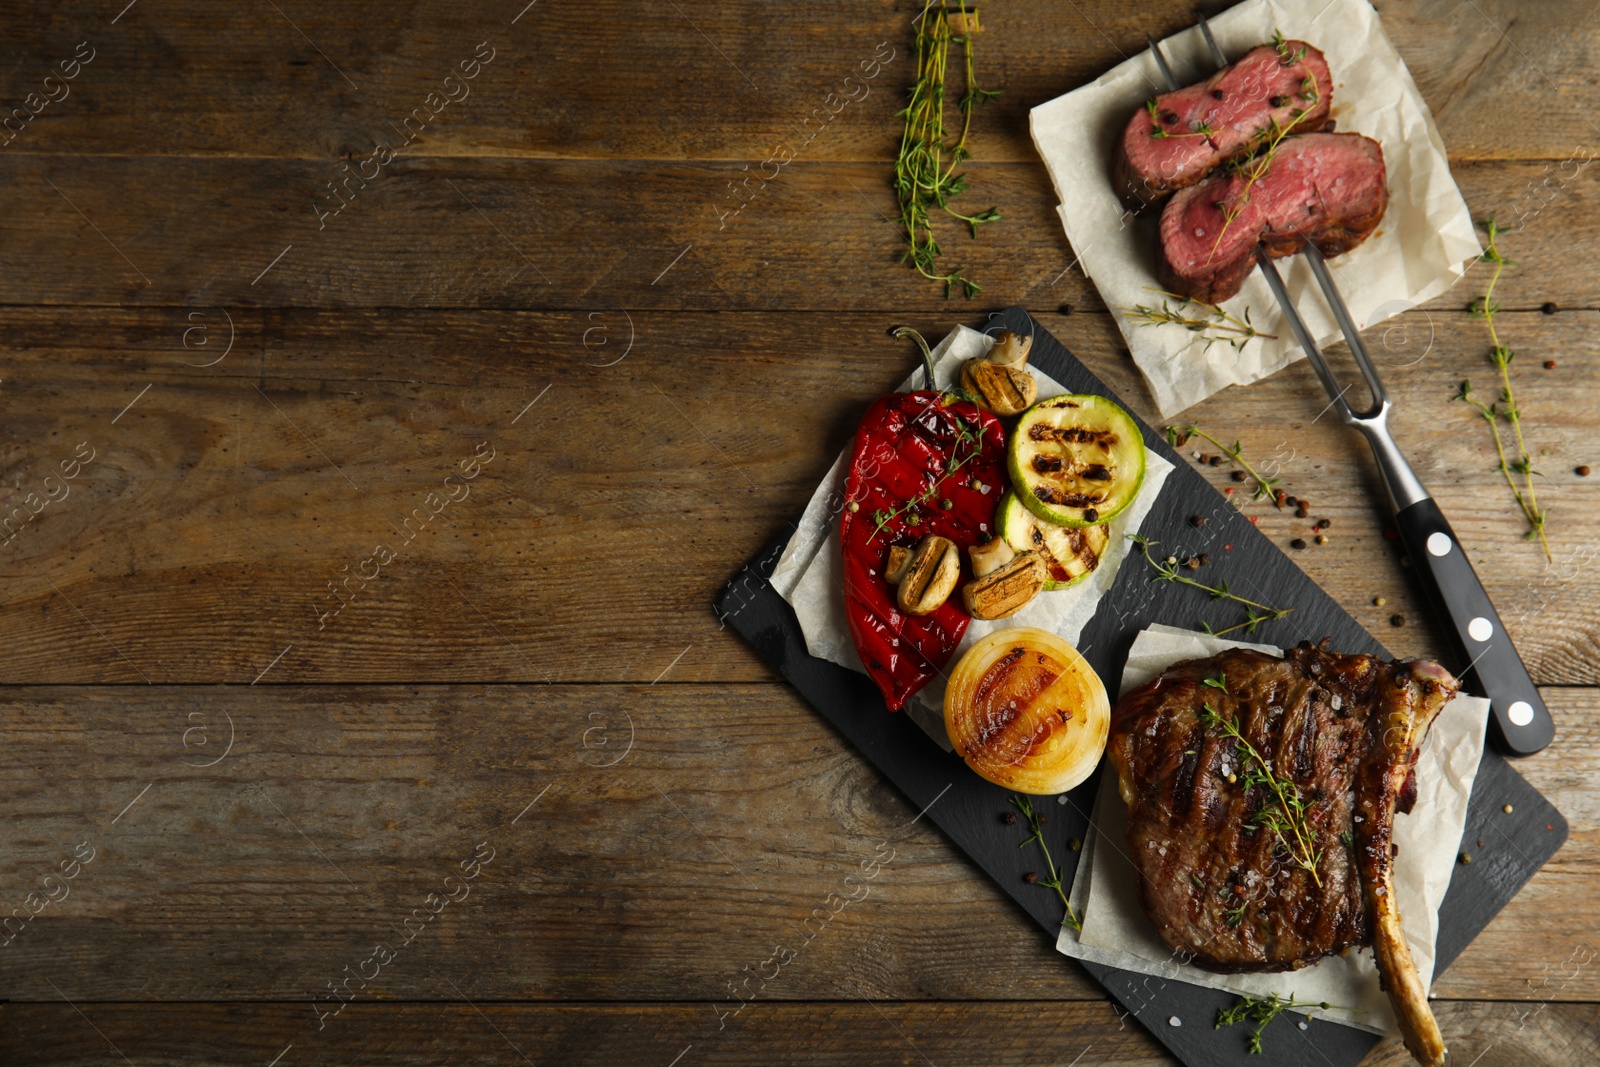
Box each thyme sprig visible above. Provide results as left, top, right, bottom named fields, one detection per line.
left=1129, top=535, right=1294, bottom=636
left=893, top=0, right=1003, bottom=298
left=1123, top=289, right=1276, bottom=353
left=1452, top=218, right=1550, bottom=559
left=1201, top=674, right=1322, bottom=888
left=1216, top=992, right=1354, bottom=1055
left=1206, top=30, right=1321, bottom=262
left=1011, top=795, right=1081, bottom=932
left=1165, top=423, right=1282, bottom=503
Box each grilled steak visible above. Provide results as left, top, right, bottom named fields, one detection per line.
left=1108, top=642, right=1455, bottom=1066
left=1114, top=40, right=1332, bottom=209
left=1157, top=132, right=1388, bottom=303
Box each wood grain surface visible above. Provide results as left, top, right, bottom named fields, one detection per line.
left=0, top=0, right=1595, bottom=1064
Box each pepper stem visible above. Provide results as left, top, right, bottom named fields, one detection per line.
left=890, top=325, right=939, bottom=391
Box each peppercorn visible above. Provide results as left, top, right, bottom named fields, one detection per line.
left=1037, top=813, right=1048, bottom=825
left=1189, top=514, right=1208, bottom=528
left=1544, top=360, right=1557, bottom=370
left=1198, top=553, right=1211, bottom=566
left=846, top=501, right=859, bottom=513
left=1059, top=302, right=1074, bottom=316
left=1459, top=852, right=1472, bottom=865
left=1274, top=489, right=1287, bottom=507
left=1270, top=95, right=1287, bottom=107
left=1316, top=518, right=1331, bottom=530
left=1184, top=557, right=1201, bottom=570
left=1542, top=302, right=1558, bottom=315
left=1285, top=495, right=1298, bottom=507
left=1068, top=837, right=1082, bottom=851
left=1083, top=508, right=1099, bottom=521
left=1002, top=810, right=1018, bottom=825
left=1024, top=871, right=1039, bottom=883
left=1503, top=804, right=1514, bottom=814
left=1295, top=506, right=1309, bottom=519
left=1390, top=613, right=1406, bottom=627
left=1373, top=596, right=1386, bottom=606
left=1231, top=470, right=1247, bottom=482
left=1315, top=534, right=1328, bottom=545
left=941, top=499, right=953, bottom=510
left=1208, top=455, right=1224, bottom=467
left=1578, top=465, right=1592, bottom=477
left=1290, top=538, right=1307, bottom=550
left=1212, top=89, right=1226, bottom=100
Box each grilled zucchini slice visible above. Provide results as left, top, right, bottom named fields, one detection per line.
left=996, top=492, right=1109, bottom=590
left=1007, top=394, right=1144, bottom=527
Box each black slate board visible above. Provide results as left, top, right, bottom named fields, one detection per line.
left=715, top=306, right=1568, bottom=1066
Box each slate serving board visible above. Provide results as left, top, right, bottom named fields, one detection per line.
left=714, top=306, right=1568, bottom=1067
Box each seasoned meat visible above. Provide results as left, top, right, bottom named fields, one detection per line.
left=1108, top=642, right=1455, bottom=1066
left=1114, top=40, right=1333, bottom=209
left=1156, top=132, right=1388, bottom=303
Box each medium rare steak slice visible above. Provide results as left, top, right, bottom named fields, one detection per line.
left=1114, top=40, right=1332, bottom=209
left=1108, top=642, right=1455, bottom=1067
left=1157, top=132, right=1387, bottom=303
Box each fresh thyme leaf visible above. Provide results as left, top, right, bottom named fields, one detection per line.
left=1215, top=992, right=1356, bottom=1055
left=893, top=1, right=1001, bottom=297
left=1451, top=218, right=1550, bottom=558
left=1011, top=794, right=1082, bottom=932
left=1164, top=422, right=1285, bottom=503
left=1122, top=289, right=1276, bottom=353
left=1129, top=535, right=1293, bottom=635
left=1200, top=703, right=1323, bottom=886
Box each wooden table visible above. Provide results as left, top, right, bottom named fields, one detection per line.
left=0, top=2, right=1595, bottom=1063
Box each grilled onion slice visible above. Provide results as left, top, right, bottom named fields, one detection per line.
left=943, top=628, right=1109, bottom=795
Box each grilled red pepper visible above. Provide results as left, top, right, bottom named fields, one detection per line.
left=840, top=331, right=1008, bottom=711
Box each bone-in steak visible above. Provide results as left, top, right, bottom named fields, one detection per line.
left=1156, top=131, right=1387, bottom=304
left=1114, top=40, right=1333, bottom=209
left=1107, top=642, right=1455, bottom=1066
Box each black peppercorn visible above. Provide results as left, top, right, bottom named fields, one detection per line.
left=1270, top=95, right=1288, bottom=108
left=1002, top=810, right=1018, bottom=825
left=1295, top=506, right=1309, bottom=519
left=1083, top=508, right=1099, bottom=521
left=1390, top=613, right=1406, bottom=627
left=1290, top=538, right=1307, bottom=550
left=1231, top=470, right=1247, bottom=482
left=1161, top=111, right=1178, bottom=124
left=1208, top=455, right=1224, bottom=467
left=1024, top=871, right=1039, bottom=883
left=1212, top=89, right=1226, bottom=100
left=1198, top=553, right=1211, bottom=566
left=1541, top=302, right=1558, bottom=315
left=1059, top=302, right=1073, bottom=316
left=1189, top=514, right=1208, bottom=528
left=1577, top=465, right=1591, bottom=477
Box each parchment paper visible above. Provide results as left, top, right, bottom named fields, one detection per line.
left=769, top=325, right=1173, bottom=746
left=1029, top=0, right=1482, bottom=418
left=1055, top=624, right=1489, bottom=1036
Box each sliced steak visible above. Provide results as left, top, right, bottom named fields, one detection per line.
left=1157, top=132, right=1387, bottom=304
left=1114, top=40, right=1332, bottom=209
left=1107, top=642, right=1455, bottom=1066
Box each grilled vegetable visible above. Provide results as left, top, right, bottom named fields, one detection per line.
left=996, top=492, right=1109, bottom=590
left=962, top=551, right=1047, bottom=620
left=1008, top=394, right=1145, bottom=527
left=944, top=627, right=1110, bottom=794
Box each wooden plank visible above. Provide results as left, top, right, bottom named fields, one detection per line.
left=0, top=156, right=1592, bottom=311
left=0, top=684, right=1592, bottom=1002
left=0, top=1000, right=1595, bottom=1067
left=1, top=1, right=1591, bottom=164
left=0, top=308, right=1593, bottom=685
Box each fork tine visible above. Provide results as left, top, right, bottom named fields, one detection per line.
left=1147, top=34, right=1180, bottom=91
left=1302, top=244, right=1389, bottom=414
left=1197, top=14, right=1228, bottom=67
left=1253, top=247, right=1355, bottom=422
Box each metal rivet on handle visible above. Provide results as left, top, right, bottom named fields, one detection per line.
left=1468, top=617, right=1493, bottom=642
left=1508, top=701, right=1534, bottom=727
left=1426, top=532, right=1452, bottom=557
